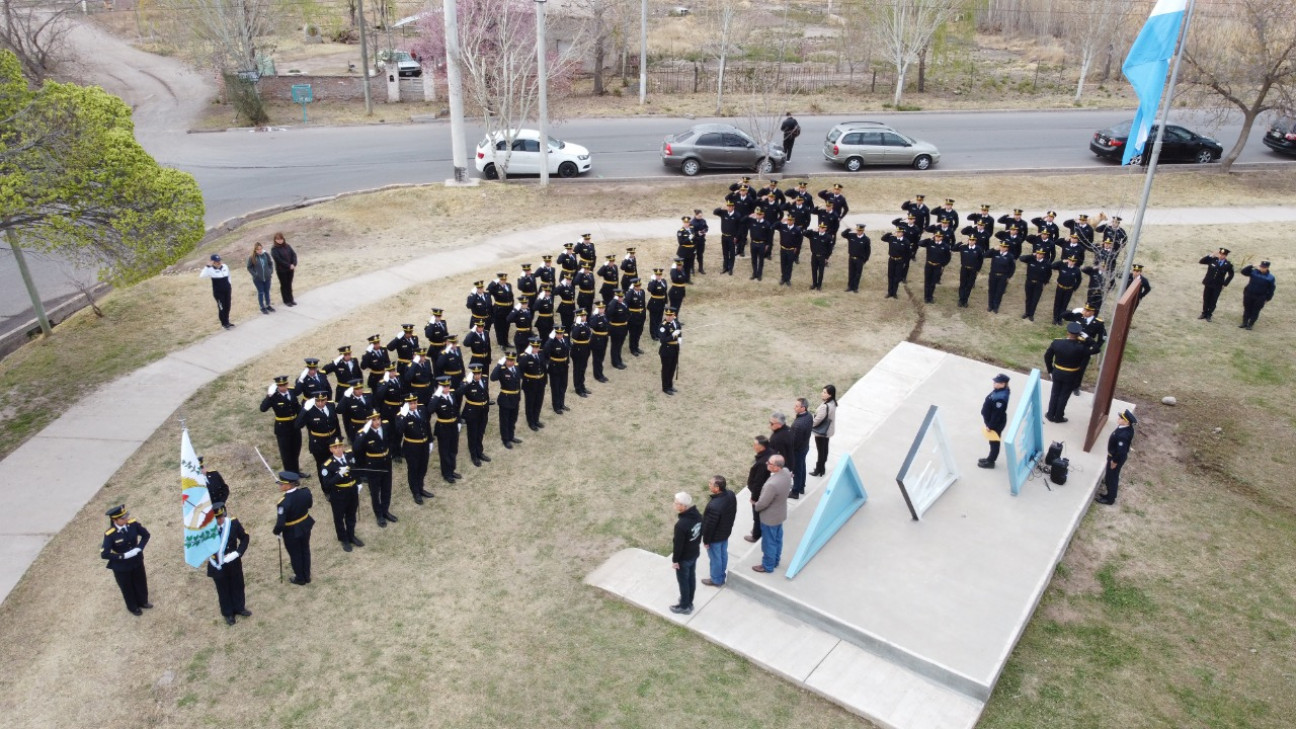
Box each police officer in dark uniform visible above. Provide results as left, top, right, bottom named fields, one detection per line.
left=402, top=346, right=434, bottom=407
left=205, top=501, right=251, bottom=624
left=808, top=221, right=834, bottom=290
left=842, top=223, right=871, bottom=293
left=675, top=219, right=698, bottom=278
left=626, top=279, right=647, bottom=355
left=659, top=307, right=682, bottom=395
left=1058, top=232, right=1086, bottom=267
left=466, top=281, right=494, bottom=339
left=782, top=192, right=813, bottom=231
left=589, top=301, right=611, bottom=383
left=1018, top=248, right=1053, bottom=321
left=273, top=470, right=314, bottom=585
left=555, top=273, right=577, bottom=332
left=646, top=269, right=668, bottom=338
left=424, top=308, right=450, bottom=351
left=361, top=334, right=392, bottom=391
left=1096, top=213, right=1127, bottom=251
left=431, top=377, right=462, bottom=483
left=689, top=211, right=709, bottom=274
left=713, top=201, right=743, bottom=275
left=934, top=198, right=959, bottom=229
left=961, top=218, right=993, bottom=253
left=435, top=334, right=466, bottom=390
left=101, top=503, right=152, bottom=615
left=319, top=437, right=365, bottom=548
left=574, top=262, right=597, bottom=314
left=978, top=373, right=1011, bottom=469
left=536, top=254, right=557, bottom=287
left=457, top=363, right=491, bottom=466
left=1030, top=210, right=1060, bottom=240
left=260, top=375, right=303, bottom=475
left=966, top=203, right=996, bottom=237
left=556, top=242, right=579, bottom=281
left=375, top=364, right=406, bottom=426
left=1027, top=227, right=1058, bottom=264
left=1063, top=213, right=1094, bottom=247
left=606, top=289, right=630, bottom=369
left=598, top=254, right=620, bottom=304
left=520, top=337, right=548, bottom=431
left=777, top=214, right=804, bottom=287
left=997, top=208, right=1028, bottom=238
left=338, top=381, right=373, bottom=444
left=490, top=352, right=523, bottom=449
left=324, top=346, right=363, bottom=402
left=569, top=309, right=593, bottom=396
left=1239, top=260, right=1277, bottom=329
left=543, top=326, right=571, bottom=415
left=1051, top=256, right=1083, bottom=325
left=488, top=272, right=514, bottom=348
left=986, top=242, right=1017, bottom=313
left=812, top=199, right=843, bottom=247
left=1096, top=409, right=1136, bottom=505
left=534, top=285, right=556, bottom=342
left=1198, top=247, right=1235, bottom=321
left=882, top=227, right=910, bottom=298
left=1063, top=302, right=1106, bottom=394
left=901, top=194, right=929, bottom=231
left=508, top=296, right=535, bottom=357
left=463, top=317, right=492, bottom=371
left=295, top=391, right=340, bottom=478
left=995, top=226, right=1027, bottom=259
left=746, top=209, right=774, bottom=280
left=918, top=230, right=952, bottom=303
left=294, top=358, right=331, bottom=401
left=354, top=410, right=395, bottom=525
left=516, top=263, right=538, bottom=302
left=619, top=247, right=640, bottom=290
left=955, top=236, right=984, bottom=308
left=1126, top=264, right=1152, bottom=301
left=395, top=396, right=435, bottom=503
left=198, top=455, right=230, bottom=505
left=728, top=187, right=754, bottom=258
left=574, top=232, right=597, bottom=270
left=386, top=325, right=420, bottom=376
left=669, top=257, right=690, bottom=310
left=1044, top=322, right=1090, bottom=423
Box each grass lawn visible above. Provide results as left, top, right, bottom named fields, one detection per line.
left=0, top=172, right=1292, bottom=728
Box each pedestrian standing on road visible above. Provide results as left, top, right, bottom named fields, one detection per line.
left=751, top=455, right=791, bottom=574
left=780, top=111, right=801, bottom=161
left=1238, top=260, right=1276, bottom=330
left=978, top=374, right=1011, bottom=469
left=810, top=385, right=837, bottom=477
left=270, top=232, right=298, bottom=307
left=700, top=475, right=737, bottom=587
left=669, top=492, right=702, bottom=615
left=245, top=242, right=276, bottom=314
left=200, top=253, right=234, bottom=329
left=101, top=503, right=153, bottom=616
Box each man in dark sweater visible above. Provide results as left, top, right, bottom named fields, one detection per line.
left=670, top=492, right=702, bottom=615
left=744, top=435, right=773, bottom=543
left=700, top=475, right=737, bottom=587
left=790, top=398, right=814, bottom=499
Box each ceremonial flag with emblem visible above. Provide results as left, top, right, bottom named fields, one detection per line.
left=180, top=427, right=219, bottom=568
left=1120, top=0, right=1188, bottom=165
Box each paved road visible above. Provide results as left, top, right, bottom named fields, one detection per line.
left=1, top=16, right=1289, bottom=336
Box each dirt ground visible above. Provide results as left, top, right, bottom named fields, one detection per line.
left=1, top=170, right=1294, bottom=728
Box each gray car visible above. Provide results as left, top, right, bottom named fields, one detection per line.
left=661, top=123, right=786, bottom=176
left=822, top=121, right=940, bottom=171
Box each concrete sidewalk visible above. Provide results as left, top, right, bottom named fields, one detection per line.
left=0, top=205, right=1290, bottom=606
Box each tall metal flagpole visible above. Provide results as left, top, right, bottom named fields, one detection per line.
left=1114, top=0, right=1197, bottom=304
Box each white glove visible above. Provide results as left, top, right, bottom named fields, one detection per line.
left=1073, top=307, right=1083, bottom=314
left=122, top=548, right=141, bottom=559
left=457, top=423, right=463, bottom=432
left=267, top=383, right=277, bottom=396
left=672, top=330, right=681, bottom=339
left=339, top=465, right=350, bottom=477
left=498, top=357, right=507, bottom=366
left=225, top=550, right=240, bottom=562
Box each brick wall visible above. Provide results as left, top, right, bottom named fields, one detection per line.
left=252, top=74, right=446, bottom=104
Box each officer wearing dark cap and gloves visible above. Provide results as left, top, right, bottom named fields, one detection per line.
left=206, top=501, right=251, bottom=625
left=1096, top=410, right=1137, bottom=505
left=978, top=374, right=1011, bottom=469
left=1044, top=322, right=1090, bottom=424
left=101, top=503, right=153, bottom=615
left=272, top=470, right=314, bottom=585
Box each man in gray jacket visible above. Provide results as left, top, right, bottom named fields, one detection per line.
left=752, top=455, right=791, bottom=574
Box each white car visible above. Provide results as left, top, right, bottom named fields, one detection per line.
left=475, top=129, right=592, bottom=179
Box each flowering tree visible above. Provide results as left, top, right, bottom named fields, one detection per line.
left=413, top=0, right=583, bottom=180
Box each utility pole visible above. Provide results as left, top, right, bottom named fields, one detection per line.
left=444, top=0, right=468, bottom=182
left=536, top=0, right=550, bottom=186
left=357, top=0, right=373, bottom=115
left=639, top=0, right=647, bottom=105
left=6, top=230, right=52, bottom=336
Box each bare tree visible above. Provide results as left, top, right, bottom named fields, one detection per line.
left=705, top=0, right=739, bottom=114
left=413, top=0, right=583, bottom=180
left=1061, top=0, right=1130, bottom=103
left=1181, top=0, right=1296, bottom=171
left=160, top=0, right=278, bottom=124
left=871, top=0, right=964, bottom=107
left=1, top=0, right=78, bottom=83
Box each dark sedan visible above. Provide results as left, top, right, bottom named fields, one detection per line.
left=660, top=123, right=786, bottom=176
left=1262, top=117, right=1296, bottom=157
left=1090, top=120, right=1222, bottom=165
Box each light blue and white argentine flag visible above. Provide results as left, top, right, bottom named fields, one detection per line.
left=1120, top=0, right=1187, bottom=165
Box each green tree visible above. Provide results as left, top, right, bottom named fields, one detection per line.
left=1, top=50, right=204, bottom=332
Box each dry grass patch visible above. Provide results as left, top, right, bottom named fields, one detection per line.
left=1, top=172, right=1294, bottom=728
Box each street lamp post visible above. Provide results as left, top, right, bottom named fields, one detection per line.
left=639, top=0, right=647, bottom=105
left=536, top=0, right=550, bottom=186
left=444, top=0, right=468, bottom=182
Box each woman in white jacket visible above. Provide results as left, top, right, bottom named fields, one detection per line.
left=810, top=384, right=837, bottom=477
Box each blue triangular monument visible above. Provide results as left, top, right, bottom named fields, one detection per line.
left=784, top=454, right=868, bottom=579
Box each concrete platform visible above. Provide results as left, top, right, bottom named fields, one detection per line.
left=587, top=342, right=1132, bottom=729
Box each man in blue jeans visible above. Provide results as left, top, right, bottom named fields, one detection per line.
left=752, top=455, right=791, bottom=573
left=670, top=492, right=702, bottom=615
left=700, top=475, right=737, bottom=587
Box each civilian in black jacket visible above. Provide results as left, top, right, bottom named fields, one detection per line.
left=670, top=492, right=703, bottom=614
left=701, top=475, right=737, bottom=587
left=205, top=502, right=251, bottom=625
left=789, top=399, right=814, bottom=498
left=270, top=232, right=298, bottom=306
left=744, top=436, right=773, bottom=543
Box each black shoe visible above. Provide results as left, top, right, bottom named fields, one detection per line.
left=414, top=494, right=424, bottom=504
left=222, top=324, right=235, bottom=330
left=289, top=576, right=308, bottom=586
left=343, top=540, right=354, bottom=551
left=472, top=457, right=482, bottom=467
left=977, top=459, right=995, bottom=469
left=237, top=609, right=252, bottom=617
left=266, top=306, right=275, bottom=312
left=419, top=490, right=435, bottom=499
left=130, top=608, right=143, bottom=616
left=561, top=406, right=571, bottom=412
left=286, top=301, right=297, bottom=307
left=297, top=472, right=311, bottom=479
left=1094, top=497, right=1115, bottom=505
left=577, top=391, right=588, bottom=398
left=536, top=421, right=545, bottom=428
left=479, top=454, right=491, bottom=462
left=384, top=512, right=398, bottom=523
left=512, top=438, right=523, bottom=444
left=261, top=307, right=269, bottom=314
left=350, top=537, right=365, bottom=547
left=789, top=492, right=801, bottom=500
left=614, top=363, right=627, bottom=370
left=503, top=441, right=513, bottom=449
left=529, top=425, right=540, bottom=432
left=552, top=409, right=564, bottom=416
left=451, top=472, right=463, bottom=479
left=445, top=475, right=457, bottom=484
left=596, top=376, right=609, bottom=383
left=225, top=615, right=237, bottom=625
left=140, top=602, right=154, bottom=609
left=1205, top=314, right=1212, bottom=322
left=668, top=604, right=693, bottom=615
left=377, top=517, right=387, bottom=528
left=662, top=389, right=674, bottom=396
left=1198, top=312, right=1208, bottom=320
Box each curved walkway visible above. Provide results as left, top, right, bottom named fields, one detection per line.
left=0, top=205, right=1292, bottom=603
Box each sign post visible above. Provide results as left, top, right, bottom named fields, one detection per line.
left=291, top=84, right=313, bottom=123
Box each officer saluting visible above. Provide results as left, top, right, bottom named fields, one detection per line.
left=1044, top=322, right=1090, bottom=424
left=1097, top=409, right=1137, bottom=505
left=319, top=437, right=365, bottom=549
left=206, top=501, right=251, bottom=625
left=273, top=471, right=314, bottom=585
left=101, top=504, right=152, bottom=615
